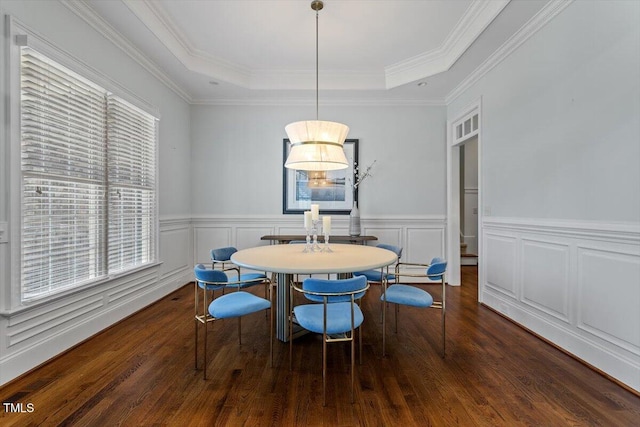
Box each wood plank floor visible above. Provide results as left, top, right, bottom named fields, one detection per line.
left=1, top=267, right=638, bottom=426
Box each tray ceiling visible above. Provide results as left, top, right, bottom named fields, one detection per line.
left=76, top=0, right=550, bottom=103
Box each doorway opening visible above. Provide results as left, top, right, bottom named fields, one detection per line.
left=459, top=135, right=479, bottom=266
left=446, top=99, right=481, bottom=291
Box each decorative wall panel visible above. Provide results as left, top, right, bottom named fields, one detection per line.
left=484, top=234, right=517, bottom=297
left=482, top=217, right=640, bottom=392
left=578, top=247, right=640, bottom=349
left=521, top=238, right=570, bottom=322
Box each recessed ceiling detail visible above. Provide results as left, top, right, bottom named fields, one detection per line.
left=123, top=0, right=509, bottom=91
left=75, top=0, right=551, bottom=103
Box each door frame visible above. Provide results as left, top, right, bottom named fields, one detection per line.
left=446, top=97, right=482, bottom=291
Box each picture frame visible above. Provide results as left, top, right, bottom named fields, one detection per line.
left=283, top=139, right=359, bottom=214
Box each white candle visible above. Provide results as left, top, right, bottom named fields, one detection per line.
left=311, top=204, right=319, bottom=221
left=323, top=216, right=331, bottom=234
left=304, top=211, right=312, bottom=230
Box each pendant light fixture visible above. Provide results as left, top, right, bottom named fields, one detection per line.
left=284, top=0, right=349, bottom=171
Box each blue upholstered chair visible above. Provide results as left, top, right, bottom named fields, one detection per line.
left=290, top=275, right=369, bottom=406
left=353, top=243, right=403, bottom=285
left=194, top=264, right=273, bottom=379
left=211, top=247, right=269, bottom=297
left=380, top=257, right=447, bottom=358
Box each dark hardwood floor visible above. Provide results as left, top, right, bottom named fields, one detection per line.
left=1, top=266, right=638, bottom=426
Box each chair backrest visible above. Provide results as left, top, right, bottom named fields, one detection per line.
left=194, top=264, right=228, bottom=285
left=376, top=243, right=403, bottom=259
left=211, top=247, right=237, bottom=262
left=302, top=276, right=368, bottom=303
left=426, top=257, right=447, bottom=280
left=288, top=240, right=307, bottom=244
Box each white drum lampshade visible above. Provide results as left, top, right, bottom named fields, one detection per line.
left=284, top=120, right=349, bottom=171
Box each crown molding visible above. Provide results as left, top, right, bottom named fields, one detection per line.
left=384, top=0, right=510, bottom=89
left=248, top=69, right=385, bottom=91
left=445, top=0, right=574, bottom=105
left=122, top=0, right=511, bottom=91
left=122, top=0, right=252, bottom=88
left=190, top=98, right=445, bottom=107
left=60, top=0, right=191, bottom=103
left=122, top=0, right=387, bottom=91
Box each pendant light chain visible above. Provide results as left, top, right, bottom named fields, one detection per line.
left=315, top=5, right=319, bottom=121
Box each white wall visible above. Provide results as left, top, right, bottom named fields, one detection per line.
left=190, top=104, right=446, bottom=216
left=448, top=0, right=640, bottom=391
left=0, top=0, right=192, bottom=385
left=189, top=104, right=448, bottom=264
left=450, top=1, right=639, bottom=222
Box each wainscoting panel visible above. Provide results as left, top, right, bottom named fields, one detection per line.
left=364, top=227, right=403, bottom=250
left=0, top=216, right=193, bottom=386
left=236, top=226, right=274, bottom=250
left=193, top=225, right=232, bottom=265
left=107, top=268, right=159, bottom=305
left=6, top=293, right=105, bottom=348
left=159, top=220, right=191, bottom=280
left=192, top=215, right=446, bottom=267
left=577, top=247, right=640, bottom=350
left=482, top=217, right=640, bottom=392
left=406, top=227, right=445, bottom=264
left=484, top=233, right=517, bottom=297
left=521, top=238, right=570, bottom=322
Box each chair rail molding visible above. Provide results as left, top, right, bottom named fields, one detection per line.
left=481, top=216, right=640, bottom=392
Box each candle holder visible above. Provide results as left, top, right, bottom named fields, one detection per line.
left=303, top=227, right=312, bottom=253
left=311, top=220, right=321, bottom=252
left=322, top=232, right=333, bottom=252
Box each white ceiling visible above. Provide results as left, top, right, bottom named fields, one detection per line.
left=77, top=0, right=550, bottom=104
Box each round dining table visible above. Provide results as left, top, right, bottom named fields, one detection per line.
left=231, top=243, right=398, bottom=341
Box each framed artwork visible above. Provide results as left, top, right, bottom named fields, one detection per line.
left=283, top=139, right=359, bottom=214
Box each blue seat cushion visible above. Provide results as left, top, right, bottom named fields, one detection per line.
left=209, top=291, right=270, bottom=319
left=353, top=269, right=395, bottom=282
left=381, top=284, right=433, bottom=308
left=294, top=302, right=364, bottom=335
left=226, top=273, right=268, bottom=288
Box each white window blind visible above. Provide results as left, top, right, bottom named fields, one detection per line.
left=107, top=96, right=157, bottom=273
left=20, top=47, right=157, bottom=302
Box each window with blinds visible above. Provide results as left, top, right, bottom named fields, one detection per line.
left=107, top=96, right=157, bottom=274
left=20, top=47, right=157, bottom=301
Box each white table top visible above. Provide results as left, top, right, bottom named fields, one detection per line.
left=231, top=244, right=397, bottom=274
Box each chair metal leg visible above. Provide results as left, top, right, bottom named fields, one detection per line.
left=270, top=283, right=274, bottom=368
left=289, top=281, right=293, bottom=371
left=264, top=280, right=269, bottom=318
left=198, top=287, right=209, bottom=379
left=323, top=332, right=327, bottom=407
left=194, top=283, right=198, bottom=370
left=442, top=275, right=446, bottom=358
left=442, top=308, right=446, bottom=358
left=194, top=319, right=198, bottom=370
left=382, top=286, right=387, bottom=357
left=204, top=300, right=208, bottom=380
left=351, top=330, right=355, bottom=404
